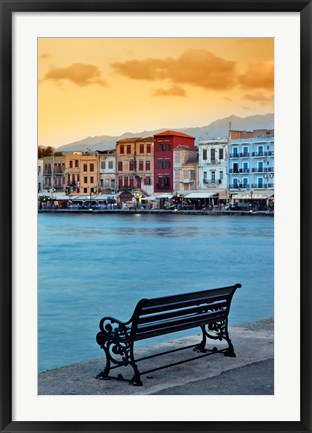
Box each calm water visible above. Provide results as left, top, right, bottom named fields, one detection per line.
left=38, top=213, right=274, bottom=372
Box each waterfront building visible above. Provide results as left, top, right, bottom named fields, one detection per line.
left=228, top=129, right=274, bottom=209
left=42, top=155, right=66, bottom=192
left=153, top=130, right=195, bottom=193
left=38, top=158, right=43, bottom=192
left=173, top=145, right=198, bottom=192
left=116, top=137, right=154, bottom=197
left=198, top=138, right=228, bottom=190
left=96, top=149, right=116, bottom=193
left=65, top=152, right=100, bottom=196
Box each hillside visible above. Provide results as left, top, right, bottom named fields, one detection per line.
left=56, top=113, right=274, bottom=153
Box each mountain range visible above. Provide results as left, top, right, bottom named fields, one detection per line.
left=56, top=113, right=274, bottom=153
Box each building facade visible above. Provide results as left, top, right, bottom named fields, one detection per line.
left=42, top=155, right=66, bottom=192
left=116, top=137, right=154, bottom=195
left=38, top=159, right=43, bottom=192
left=228, top=129, right=274, bottom=190
left=65, top=152, right=100, bottom=195
left=153, top=130, right=195, bottom=193
left=96, top=149, right=116, bottom=193
left=173, top=146, right=198, bottom=192
left=198, top=138, right=228, bottom=190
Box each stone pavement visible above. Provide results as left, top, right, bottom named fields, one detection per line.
left=38, top=318, right=274, bottom=396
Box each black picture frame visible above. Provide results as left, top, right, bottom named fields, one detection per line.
left=1, top=1, right=311, bottom=432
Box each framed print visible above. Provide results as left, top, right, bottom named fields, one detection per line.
left=1, top=0, right=311, bottom=432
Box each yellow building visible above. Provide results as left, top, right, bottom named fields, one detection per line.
left=65, top=152, right=100, bottom=196
left=173, top=146, right=198, bottom=192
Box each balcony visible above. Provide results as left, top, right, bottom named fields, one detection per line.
left=229, top=168, right=250, bottom=174
left=230, top=184, right=250, bottom=189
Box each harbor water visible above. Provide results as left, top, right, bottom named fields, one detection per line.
left=38, top=213, right=274, bottom=372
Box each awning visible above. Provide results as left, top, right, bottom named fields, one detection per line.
left=156, top=193, right=173, bottom=199
left=184, top=192, right=217, bottom=199
left=141, top=196, right=157, bottom=201
left=232, top=191, right=274, bottom=200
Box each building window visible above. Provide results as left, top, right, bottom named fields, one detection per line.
left=243, top=146, right=249, bottom=156
left=157, top=159, right=163, bottom=169
left=203, top=149, right=207, bottom=160
left=90, top=176, right=94, bottom=184
left=219, top=148, right=224, bottom=160
left=203, top=171, right=207, bottom=183
left=139, top=144, right=144, bottom=153
left=108, top=161, right=113, bottom=169
left=120, top=145, right=124, bottom=154
left=258, top=145, right=264, bottom=156
left=164, top=159, right=170, bottom=169
left=130, top=177, right=134, bottom=187
left=211, top=171, right=216, bottom=184
left=77, top=174, right=80, bottom=182
left=190, top=170, right=195, bottom=180
left=220, top=171, right=224, bottom=180
left=146, top=161, right=151, bottom=171
left=119, top=177, right=122, bottom=187
left=84, top=177, right=87, bottom=183
left=129, top=160, right=134, bottom=171
left=233, top=147, right=239, bottom=157
left=157, top=143, right=163, bottom=151
left=83, top=163, right=87, bottom=172
left=164, top=142, right=170, bottom=151
left=67, top=174, right=70, bottom=183
left=127, top=145, right=131, bottom=154
left=211, top=149, right=216, bottom=162
left=118, top=161, right=123, bottom=172
left=164, top=175, right=170, bottom=186
left=75, top=160, right=78, bottom=167
left=101, top=161, right=105, bottom=170
left=146, top=143, right=151, bottom=153
left=69, top=161, right=73, bottom=168
left=90, top=163, right=94, bottom=172
left=84, top=188, right=88, bottom=193
left=145, top=176, right=151, bottom=185
left=139, top=161, right=144, bottom=171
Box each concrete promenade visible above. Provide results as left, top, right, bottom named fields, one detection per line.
left=38, top=317, right=274, bottom=395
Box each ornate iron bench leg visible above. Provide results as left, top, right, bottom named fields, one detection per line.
left=96, top=338, right=111, bottom=380
left=194, top=325, right=207, bottom=353
left=129, top=344, right=143, bottom=386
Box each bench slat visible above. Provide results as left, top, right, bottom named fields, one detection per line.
left=137, top=300, right=228, bottom=325
left=140, top=286, right=235, bottom=309
left=134, top=312, right=227, bottom=341
left=139, top=293, right=232, bottom=316
left=135, top=309, right=227, bottom=336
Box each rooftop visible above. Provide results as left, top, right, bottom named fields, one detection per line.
left=154, top=130, right=195, bottom=139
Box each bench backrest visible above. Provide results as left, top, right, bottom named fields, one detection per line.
left=129, top=283, right=241, bottom=341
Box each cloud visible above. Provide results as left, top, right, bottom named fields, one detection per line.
left=40, top=53, right=52, bottom=59
left=239, top=61, right=274, bottom=89
left=244, top=92, right=274, bottom=105
left=153, top=85, right=186, bottom=97
left=42, top=63, right=107, bottom=87
left=112, top=49, right=237, bottom=91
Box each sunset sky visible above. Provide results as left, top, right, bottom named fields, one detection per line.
left=38, top=38, right=274, bottom=148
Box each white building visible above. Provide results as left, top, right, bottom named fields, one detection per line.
left=198, top=138, right=228, bottom=189
left=38, top=158, right=43, bottom=192
left=228, top=130, right=274, bottom=190
left=97, top=149, right=116, bottom=193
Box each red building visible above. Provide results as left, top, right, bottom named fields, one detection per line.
left=153, top=130, right=195, bottom=193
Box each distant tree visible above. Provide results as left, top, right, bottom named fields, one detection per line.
left=38, top=146, right=55, bottom=158
left=54, top=151, right=64, bottom=156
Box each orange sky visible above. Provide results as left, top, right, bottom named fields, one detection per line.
left=38, top=38, right=274, bottom=148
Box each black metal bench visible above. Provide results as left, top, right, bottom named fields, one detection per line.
left=96, top=283, right=241, bottom=386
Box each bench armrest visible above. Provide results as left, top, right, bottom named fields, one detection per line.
left=98, top=316, right=131, bottom=342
